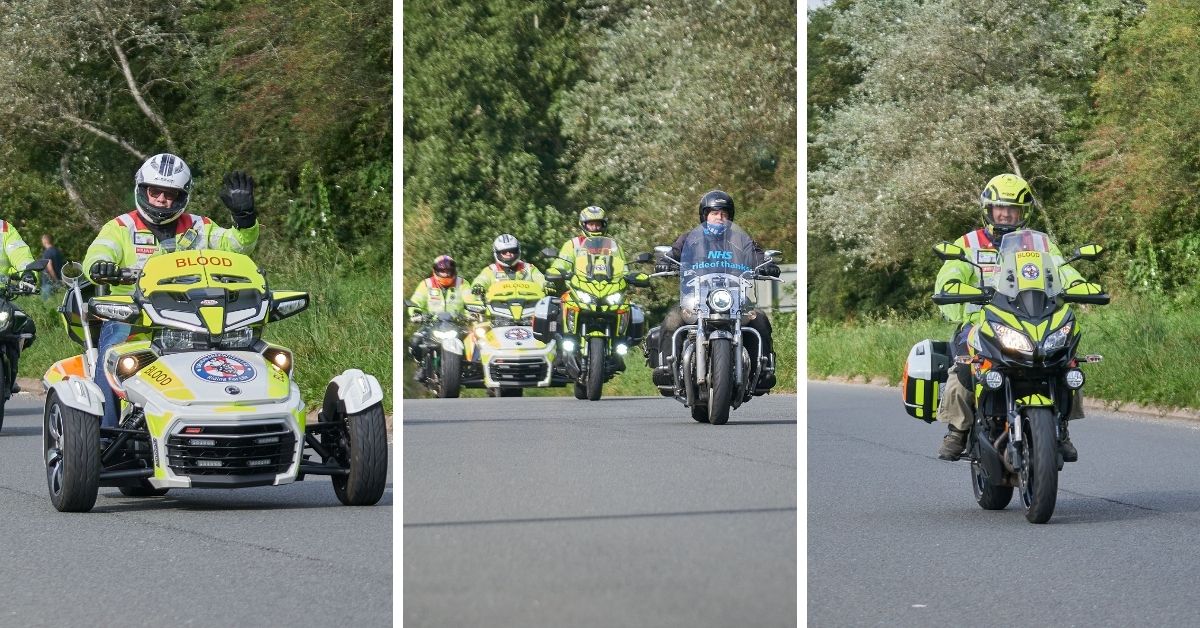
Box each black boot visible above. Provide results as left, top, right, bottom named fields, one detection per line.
left=938, top=427, right=968, bottom=461
left=755, top=353, right=777, bottom=394
left=1060, top=422, right=1078, bottom=462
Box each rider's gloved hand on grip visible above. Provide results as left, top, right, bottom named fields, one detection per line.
left=654, top=263, right=673, bottom=274
left=220, top=170, right=257, bottom=228
left=90, top=260, right=121, bottom=284
left=761, top=263, right=781, bottom=278
left=20, top=271, right=36, bottom=289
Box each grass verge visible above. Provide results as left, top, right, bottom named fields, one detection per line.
left=808, top=299, right=1200, bottom=411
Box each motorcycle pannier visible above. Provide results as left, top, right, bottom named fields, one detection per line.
left=901, top=339, right=951, bottom=423
left=628, top=305, right=645, bottom=344
left=532, top=296, right=561, bottom=343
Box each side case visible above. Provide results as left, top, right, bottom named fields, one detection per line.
left=901, top=339, right=952, bottom=423
left=532, top=296, right=561, bottom=343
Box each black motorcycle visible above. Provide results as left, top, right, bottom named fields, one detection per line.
left=0, top=259, right=46, bottom=432
left=406, top=303, right=468, bottom=398
left=644, top=223, right=781, bottom=425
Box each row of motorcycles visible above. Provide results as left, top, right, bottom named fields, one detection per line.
left=0, top=250, right=389, bottom=513
left=409, top=223, right=783, bottom=425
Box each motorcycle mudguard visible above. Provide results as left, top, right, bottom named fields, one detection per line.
left=440, top=337, right=464, bottom=355
left=326, top=369, right=385, bottom=415
left=46, top=376, right=105, bottom=417
left=707, top=330, right=735, bottom=341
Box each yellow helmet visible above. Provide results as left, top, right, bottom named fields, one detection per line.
left=979, top=173, right=1033, bottom=238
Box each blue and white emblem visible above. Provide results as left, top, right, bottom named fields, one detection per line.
left=1021, top=263, right=1040, bottom=280
left=193, top=353, right=256, bottom=383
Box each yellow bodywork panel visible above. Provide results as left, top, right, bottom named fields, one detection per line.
left=135, top=360, right=195, bottom=402
left=1017, top=394, right=1054, bottom=406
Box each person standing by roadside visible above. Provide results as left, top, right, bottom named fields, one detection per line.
left=39, top=234, right=66, bottom=301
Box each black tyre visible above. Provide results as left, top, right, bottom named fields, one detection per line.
left=690, top=404, right=708, bottom=422
left=119, top=482, right=170, bottom=497
left=574, top=382, right=588, bottom=400
left=0, top=357, right=8, bottom=433
left=707, top=338, right=733, bottom=425
left=329, top=402, right=388, bottom=506
left=499, top=387, right=524, bottom=397
left=44, top=391, right=100, bottom=512
left=586, top=337, right=605, bottom=401
left=438, top=351, right=462, bottom=398
left=1019, top=408, right=1059, bottom=524
left=971, top=461, right=1013, bottom=510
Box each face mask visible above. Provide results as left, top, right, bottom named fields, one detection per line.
left=704, top=221, right=727, bottom=236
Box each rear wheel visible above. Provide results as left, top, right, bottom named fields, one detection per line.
left=438, top=351, right=462, bottom=398
left=44, top=391, right=100, bottom=512
left=1019, top=408, right=1059, bottom=524
left=971, top=460, right=1013, bottom=510
left=586, top=337, right=605, bottom=401
left=707, top=338, right=733, bottom=425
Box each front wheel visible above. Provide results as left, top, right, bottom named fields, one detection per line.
left=329, top=402, right=388, bottom=506
left=586, top=337, right=605, bottom=401
left=1019, top=408, right=1059, bottom=523
left=707, top=338, right=733, bottom=425
left=438, top=351, right=462, bottom=398
left=44, top=391, right=100, bottom=512
left=0, top=354, right=8, bottom=433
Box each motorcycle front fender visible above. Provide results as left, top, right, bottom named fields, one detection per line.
left=326, top=369, right=385, bottom=416
left=440, top=337, right=464, bottom=355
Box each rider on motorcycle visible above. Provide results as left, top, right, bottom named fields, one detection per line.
left=0, top=220, right=40, bottom=392
left=407, top=255, right=471, bottom=364
left=83, top=153, right=259, bottom=428
left=654, top=189, right=781, bottom=393
left=548, top=206, right=627, bottom=277
left=471, top=234, right=546, bottom=294
left=935, top=173, right=1087, bottom=461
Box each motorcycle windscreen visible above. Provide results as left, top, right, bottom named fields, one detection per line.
left=573, top=237, right=624, bottom=282
left=991, top=229, right=1066, bottom=300
left=677, top=221, right=759, bottom=305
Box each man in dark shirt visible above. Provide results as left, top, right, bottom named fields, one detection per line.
left=39, top=234, right=66, bottom=300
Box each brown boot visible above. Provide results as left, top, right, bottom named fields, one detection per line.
left=938, top=427, right=968, bottom=461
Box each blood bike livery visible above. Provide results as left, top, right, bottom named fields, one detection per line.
left=41, top=250, right=387, bottom=512
left=902, top=229, right=1109, bottom=523
left=462, top=279, right=567, bottom=397
left=536, top=237, right=649, bottom=401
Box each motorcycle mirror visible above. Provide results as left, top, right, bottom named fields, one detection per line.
left=933, top=242, right=969, bottom=262
left=541, top=247, right=558, bottom=258
left=1066, top=244, right=1104, bottom=264
left=632, top=252, right=653, bottom=264
left=764, top=249, right=782, bottom=261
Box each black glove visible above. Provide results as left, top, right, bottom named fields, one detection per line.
left=761, top=263, right=781, bottom=278
left=655, top=263, right=673, bottom=274
left=20, top=271, right=36, bottom=290
left=90, top=261, right=120, bottom=284
left=220, top=170, right=257, bottom=228
left=472, top=285, right=485, bottom=296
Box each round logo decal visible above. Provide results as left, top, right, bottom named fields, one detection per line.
left=504, top=328, right=532, bottom=340
left=1021, top=263, right=1040, bottom=280
left=193, top=353, right=256, bottom=383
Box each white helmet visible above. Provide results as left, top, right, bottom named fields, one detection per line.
left=134, top=153, right=192, bottom=224
left=493, top=234, right=521, bottom=268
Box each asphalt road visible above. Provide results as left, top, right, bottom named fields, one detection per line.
left=0, top=394, right=393, bottom=627
left=810, top=380, right=1200, bottom=627
left=403, top=394, right=797, bottom=628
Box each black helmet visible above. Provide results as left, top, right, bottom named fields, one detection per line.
left=698, top=189, right=735, bottom=223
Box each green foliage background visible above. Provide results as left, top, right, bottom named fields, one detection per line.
left=403, top=0, right=798, bottom=397
left=0, top=0, right=392, bottom=409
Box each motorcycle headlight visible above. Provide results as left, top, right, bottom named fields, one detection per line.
left=1043, top=322, right=1073, bottom=352
left=157, top=329, right=204, bottom=351
left=992, top=323, right=1034, bottom=356
left=216, top=327, right=258, bottom=349
left=0, top=309, right=11, bottom=332
left=433, top=329, right=457, bottom=340
left=605, top=292, right=623, bottom=305
left=708, top=289, right=733, bottom=313
left=577, top=292, right=594, bottom=304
